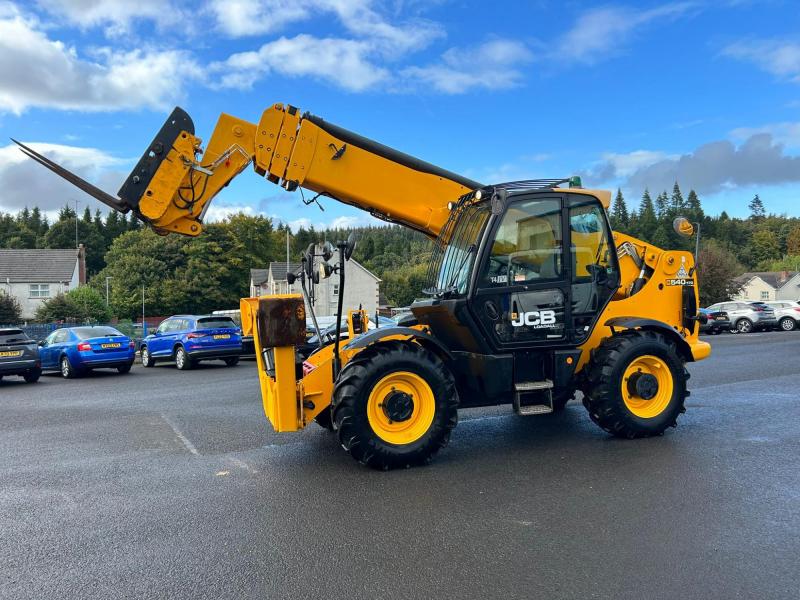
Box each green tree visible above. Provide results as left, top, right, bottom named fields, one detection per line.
left=34, top=286, right=112, bottom=323
left=750, top=227, right=780, bottom=266
left=670, top=182, right=685, bottom=211
left=786, top=225, right=800, bottom=255
left=635, top=189, right=658, bottom=241
left=748, top=194, right=765, bottom=220
left=696, top=240, right=744, bottom=306
left=609, top=188, right=629, bottom=229
left=0, top=292, right=22, bottom=324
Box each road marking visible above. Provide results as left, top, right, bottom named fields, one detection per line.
left=161, top=413, right=199, bottom=456
left=228, top=457, right=258, bottom=474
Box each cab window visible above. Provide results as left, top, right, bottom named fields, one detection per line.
left=482, top=198, right=562, bottom=286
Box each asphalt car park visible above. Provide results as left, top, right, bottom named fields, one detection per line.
left=1, top=331, right=798, bottom=599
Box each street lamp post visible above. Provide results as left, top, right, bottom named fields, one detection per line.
left=105, top=276, right=113, bottom=306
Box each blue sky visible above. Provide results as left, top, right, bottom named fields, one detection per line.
left=0, top=0, right=798, bottom=229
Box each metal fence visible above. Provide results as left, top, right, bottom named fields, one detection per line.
left=0, top=321, right=148, bottom=347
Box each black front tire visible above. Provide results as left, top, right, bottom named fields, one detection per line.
left=141, top=346, right=155, bottom=367
left=332, top=341, right=458, bottom=470
left=582, top=330, right=688, bottom=438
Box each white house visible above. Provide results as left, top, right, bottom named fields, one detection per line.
left=250, top=255, right=381, bottom=319
left=0, top=247, right=86, bottom=321
left=733, top=271, right=800, bottom=302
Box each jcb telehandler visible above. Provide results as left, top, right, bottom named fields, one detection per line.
left=17, top=103, right=710, bottom=469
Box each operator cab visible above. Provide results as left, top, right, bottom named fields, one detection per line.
left=412, top=179, right=620, bottom=403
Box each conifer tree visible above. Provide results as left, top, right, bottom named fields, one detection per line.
left=610, top=188, right=630, bottom=229
left=748, top=194, right=765, bottom=220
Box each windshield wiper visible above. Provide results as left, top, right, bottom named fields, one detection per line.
left=438, top=244, right=477, bottom=297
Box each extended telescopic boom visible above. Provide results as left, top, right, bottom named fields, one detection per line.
left=16, top=104, right=480, bottom=238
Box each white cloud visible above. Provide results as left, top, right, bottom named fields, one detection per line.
left=208, top=0, right=442, bottom=55
left=203, top=203, right=259, bottom=222
left=34, top=0, right=186, bottom=35
left=402, top=40, right=533, bottom=94
left=597, top=150, right=679, bottom=179
left=0, top=5, right=200, bottom=114
left=731, top=122, right=800, bottom=150
left=722, top=40, right=800, bottom=83
left=0, top=142, right=127, bottom=213
left=554, top=3, right=694, bottom=64
left=285, top=213, right=382, bottom=232
left=211, top=34, right=388, bottom=92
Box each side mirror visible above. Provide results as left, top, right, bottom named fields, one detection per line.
left=673, top=217, right=694, bottom=237
left=304, top=243, right=315, bottom=278
left=345, top=232, right=356, bottom=260
left=38, top=340, right=45, bottom=347
left=286, top=272, right=296, bottom=285
left=322, top=241, right=335, bottom=262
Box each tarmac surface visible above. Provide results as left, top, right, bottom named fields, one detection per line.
left=1, top=330, right=798, bottom=599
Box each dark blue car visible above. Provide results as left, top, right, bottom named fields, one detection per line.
left=140, top=315, right=242, bottom=370
left=39, top=326, right=135, bottom=378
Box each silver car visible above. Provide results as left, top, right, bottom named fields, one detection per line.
left=706, top=301, right=778, bottom=333
left=764, top=301, right=800, bottom=331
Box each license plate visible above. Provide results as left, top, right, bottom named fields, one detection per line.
left=213, top=334, right=230, bottom=340
left=0, top=350, right=23, bottom=357
left=101, top=343, right=122, bottom=349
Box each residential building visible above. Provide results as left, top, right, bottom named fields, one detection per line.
left=0, top=246, right=86, bottom=320
left=733, top=271, right=800, bottom=302
left=250, top=254, right=381, bottom=318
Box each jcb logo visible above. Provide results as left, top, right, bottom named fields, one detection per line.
left=511, top=310, right=557, bottom=327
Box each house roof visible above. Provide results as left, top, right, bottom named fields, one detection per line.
left=735, top=271, right=799, bottom=290
left=0, top=249, right=79, bottom=283
left=268, top=262, right=302, bottom=282
left=250, top=268, right=270, bottom=286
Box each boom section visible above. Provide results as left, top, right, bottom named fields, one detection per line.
left=124, top=104, right=480, bottom=236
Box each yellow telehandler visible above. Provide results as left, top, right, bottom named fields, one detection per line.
left=17, top=103, right=710, bottom=469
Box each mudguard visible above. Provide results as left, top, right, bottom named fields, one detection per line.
left=604, top=316, right=695, bottom=361
left=343, top=326, right=453, bottom=360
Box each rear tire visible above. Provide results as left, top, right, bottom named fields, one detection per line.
left=583, top=330, right=688, bottom=438
left=735, top=318, right=753, bottom=333
left=780, top=317, right=796, bottom=332
left=224, top=357, right=239, bottom=367
left=175, top=346, right=193, bottom=370
left=23, top=368, right=41, bottom=383
left=141, top=346, right=154, bottom=367
left=117, top=362, right=132, bottom=374
left=332, top=341, right=458, bottom=470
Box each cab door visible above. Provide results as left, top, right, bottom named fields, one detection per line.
left=471, top=193, right=618, bottom=351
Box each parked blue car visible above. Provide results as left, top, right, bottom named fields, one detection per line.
left=39, top=326, right=135, bottom=378
left=140, top=315, right=242, bottom=370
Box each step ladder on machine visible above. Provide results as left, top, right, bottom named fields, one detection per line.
left=513, top=380, right=554, bottom=415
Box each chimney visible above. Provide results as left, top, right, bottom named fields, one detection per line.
left=780, top=270, right=789, bottom=284
left=78, top=243, right=86, bottom=285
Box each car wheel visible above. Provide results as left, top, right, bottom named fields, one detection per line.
left=141, top=346, right=155, bottom=368
left=175, top=346, right=193, bottom=370
left=60, top=355, right=79, bottom=379
left=117, top=362, right=133, bottom=374
left=23, top=368, right=41, bottom=383
left=779, top=317, right=796, bottom=331
left=735, top=318, right=753, bottom=334
left=224, top=357, right=239, bottom=367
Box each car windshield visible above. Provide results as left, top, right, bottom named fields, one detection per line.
left=0, top=329, right=30, bottom=344
left=196, top=317, right=236, bottom=329
left=73, top=327, right=124, bottom=339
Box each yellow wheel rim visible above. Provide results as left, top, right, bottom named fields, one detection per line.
left=621, top=355, right=674, bottom=418
left=367, top=371, right=436, bottom=445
